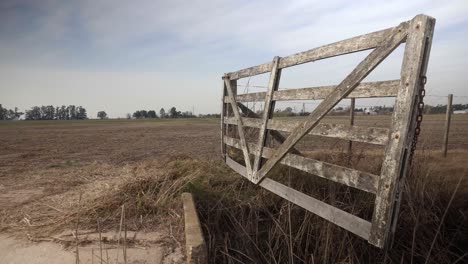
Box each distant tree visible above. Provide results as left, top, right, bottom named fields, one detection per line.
left=284, top=107, right=293, bottom=113
left=1, top=106, right=23, bottom=120
left=126, top=113, right=132, bottom=119
left=169, top=107, right=181, bottom=118
left=25, top=106, right=41, bottom=120
left=97, top=111, right=107, bottom=120
left=198, top=113, right=221, bottom=118
left=60, top=105, right=67, bottom=120
left=133, top=111, right=142, bottom=118
left=0, top=104, right=5, bottom=120
left=69, top=105, right=76, bottom=120
left=181, top=111, right=195, bottom=118
left=148, top=110, right=157, bottom=118
left=159, top=108, right=166, bottom=118
left=77, top=106, right=87, bottom=120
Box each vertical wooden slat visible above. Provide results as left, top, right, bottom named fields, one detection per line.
left=220, top=80, right=227, bottom=160
left=387, top=17, right=436, bottom=249
left=443, top=94, right=453, bottom=157
left=225, top=80, right=237, bottom=138
left=369, top=15, right=435, bottom=248
left=224, top=76, right=253, bottom=179
left=254, top=22, right=408, bottom=184
left=252, top=57, right=281, bottom=181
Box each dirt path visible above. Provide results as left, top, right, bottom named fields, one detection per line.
left=0, top=235, right=183, bottom=264
left=0, top=231, right=184, bottom=264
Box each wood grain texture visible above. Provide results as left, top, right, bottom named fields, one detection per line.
left=369, top=15, right=435, bottom=248
left=253, top=57, right=281, bottom=178
left=260, top=178, right=371, bottom=240
left=224, top=117, right=389, bottom=145
left=224, top=157, right=372, bottom=239
left=224, top=136, right=379, bottom=193
left=227, top=25, right=406, bottom=80
left=228, top=80, right=400, bottom=103
left=224, top=77, right=253, bottom=180
left=221, top=15, right=436, bottom=249
left=253, top=22, right=408, bottom=184
left=220, top=81, right=227, bottom=160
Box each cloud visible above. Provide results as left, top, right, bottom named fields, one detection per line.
left=1, top=0, right=468, bottom=115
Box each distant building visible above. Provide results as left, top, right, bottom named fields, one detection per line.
left=454, top=109, right=468, bottom=114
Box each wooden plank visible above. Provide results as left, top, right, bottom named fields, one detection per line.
left=226, top=80, right=400, bottom=103
left=369, top=15, right=435, bottom=248
left=253, top=23, right=408, bottom=184
left=226, top=156, right=249, bottom=180
left=237, top=103, right=302, bottom=155
left=224, top=136, right=379, bottom=194
left=225, top=79, right=237, bottom=139
left=260, top=178, right=371, bottom=240
left=386, top=17, right=436, bottom=249
left=253, top=57, right=281, bottom=176
left=227, top=24, right=408, bottom=80
left=224, top=117, right=389, bottom=146
left=220, top=81, right=227, bottom=160
left=224, top=156, right=372, bottom=240
left=224, top=77, right=253, bottom=180
left=228, top=62, right=273, bottom=81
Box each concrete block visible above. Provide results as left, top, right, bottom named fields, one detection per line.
left=182, top=192, right=207, bottom=264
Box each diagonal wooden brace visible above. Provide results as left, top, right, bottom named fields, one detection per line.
left=251, top=22, right=409, bottom=184
left=224, top=76, right=253, bottom=180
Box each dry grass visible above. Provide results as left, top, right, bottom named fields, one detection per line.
left=192, top=151, right=466, bottom=264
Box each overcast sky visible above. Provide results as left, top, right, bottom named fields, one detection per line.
left=1, top=0, right=467, bottom=118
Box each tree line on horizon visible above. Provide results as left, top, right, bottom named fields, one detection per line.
left=0, top=104, right=23, bottom=120
left=26, top=105, right=87, bottom=120
left=128, top=107, right=196, bottom=119
left=0, top=104, right=87, bottom=120
left=2, top=103, right=467, bottom=121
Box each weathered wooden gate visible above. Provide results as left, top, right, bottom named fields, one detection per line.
left=220, top=14, right=435, bottom=248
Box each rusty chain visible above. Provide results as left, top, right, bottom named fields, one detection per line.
left=409, top=75, right=427, bottom=162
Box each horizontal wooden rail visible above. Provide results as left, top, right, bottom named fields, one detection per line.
left=224, top=136, right=379, bottom=193
left=227, top=23, right=408, bottom=80
left=228, top=80, right=400, bottom=102
left=224, top=117, right=389, bottom=145
left=225, top=156, right=372, bottom=239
